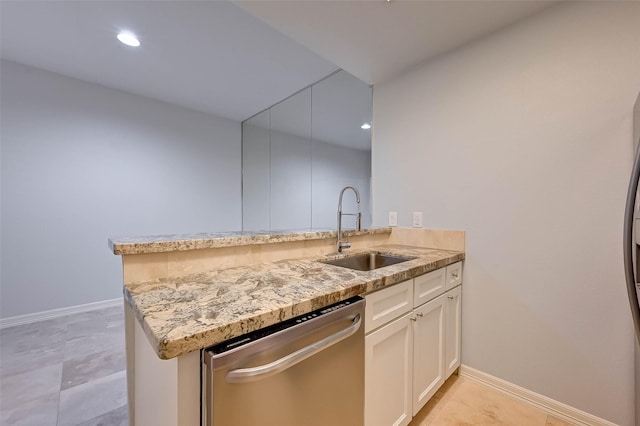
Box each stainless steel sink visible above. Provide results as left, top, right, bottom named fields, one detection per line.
left=322, top=252, right=412, bottom=271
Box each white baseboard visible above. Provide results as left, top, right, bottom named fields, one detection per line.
left=0, top=298, right=122, bottom=329
left=458, top=365, right=618, bottom=426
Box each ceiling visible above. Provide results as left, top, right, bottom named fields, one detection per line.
left=237, top=1, right=556, bottom=85
left=1, top=0, right=555, bottom=129
left=0, top=1, right=338, bottom=122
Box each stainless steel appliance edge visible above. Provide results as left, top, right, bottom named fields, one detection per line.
left=624, top=91, right=640, bottom=426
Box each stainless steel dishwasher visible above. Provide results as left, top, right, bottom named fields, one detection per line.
left=202, top=296, right=365, bottom=426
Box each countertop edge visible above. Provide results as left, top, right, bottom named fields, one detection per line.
left=110, top=228, right=392, bottom=255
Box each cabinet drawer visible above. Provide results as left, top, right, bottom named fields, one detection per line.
left=413, top=268, right=446, bottom=307
left=365, top=280, right=413, bottom=334
left=445, top=262, right=462, bottom=290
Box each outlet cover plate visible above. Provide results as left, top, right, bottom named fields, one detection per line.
left=412, top=212, right=423, bottom=228
left=388, top=212, right=398, bottom=227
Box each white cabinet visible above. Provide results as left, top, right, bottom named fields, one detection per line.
left=413, top=268, right=446, bottom=308
left=445, top=261, right=462, bottom=291
left=445, top=285, right=462, bottom=378
left=365, top=280, right=413, bottom=334
left=364, top=313, right=413, bottom=426
left=364, top=263, right=462, bottom=426
left=412, top=294, right=445, bottom=415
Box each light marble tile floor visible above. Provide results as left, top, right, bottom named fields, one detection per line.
left=0, top=306, right=127, bottom=426
left=410, top=374, right=576, bottom=426
left=1, top=305, right=577, bottom=426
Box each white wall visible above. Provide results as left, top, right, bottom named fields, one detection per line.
left=373, top=3, right=640, bottom=425
left=0, top=60, right=242, bottom=319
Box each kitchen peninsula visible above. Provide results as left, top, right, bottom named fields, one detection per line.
left=109, top=227, right=465, bottom=426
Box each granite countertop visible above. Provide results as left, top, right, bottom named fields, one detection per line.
left=109, top=227, right=392, bottom=255
left=126, top=244, right=464, bottom=360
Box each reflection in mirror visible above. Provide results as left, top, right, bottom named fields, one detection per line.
left=271, top=88, right=312, bottom=230
left=311, top=71, right=371, bottom=230
left=242, top=70, right=371, bottom=232
left=242, top=109, right=271, bottom=231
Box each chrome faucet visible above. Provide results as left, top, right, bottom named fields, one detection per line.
left=337, top=186, right=362, bottom=253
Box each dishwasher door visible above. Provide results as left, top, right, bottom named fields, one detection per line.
left=202, top=296, right=365, bottom=426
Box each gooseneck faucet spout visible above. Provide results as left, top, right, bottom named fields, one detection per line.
left=337, top=186, right=362, bottom=253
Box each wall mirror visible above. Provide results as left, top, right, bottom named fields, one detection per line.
left=242, top=70, right=372, bottom=232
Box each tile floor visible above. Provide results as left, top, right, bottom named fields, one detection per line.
left=0, top=305, right=127, bottom=426
left=410, top=374, right=576, bottom=426
left=1, top=305, right=576, bottom=426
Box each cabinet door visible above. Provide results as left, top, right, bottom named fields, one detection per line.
left=365, top=313, right=413, bottom=426
left=445, top=285, right=462, bottom=378
left=412, top=295, right=445, bottom=416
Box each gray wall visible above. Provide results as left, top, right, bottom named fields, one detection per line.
left=0, top=60, right=241, bottom=319
left=373, top=2, right=640, bottom=425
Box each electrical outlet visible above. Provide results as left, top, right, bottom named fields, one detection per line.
left=412, top=212, right=423, bottom=228
left=388, top=211, right=398, bottom=227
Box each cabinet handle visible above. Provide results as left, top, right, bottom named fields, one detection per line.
left=448, top=295, right=455, bottom=300
left=416, top=312, right=424, bottom=317
left=410, top=316, right=417, bottom=322
left=452, top=272, right=459, bottom=278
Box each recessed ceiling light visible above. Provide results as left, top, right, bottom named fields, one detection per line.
left=117, top=31, right=140, bottom=47
left=361, top=123, right=371, bottom=130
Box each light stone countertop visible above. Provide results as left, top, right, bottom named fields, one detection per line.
left=109, top=227, right=392, bottom=255
left=125, top=245, right=464, bottom=360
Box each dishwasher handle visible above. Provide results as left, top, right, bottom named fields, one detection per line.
left=225, top=313, right=361, bottom=383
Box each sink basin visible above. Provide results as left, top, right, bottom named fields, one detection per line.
left=322, top=252, right=412, bottom=271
